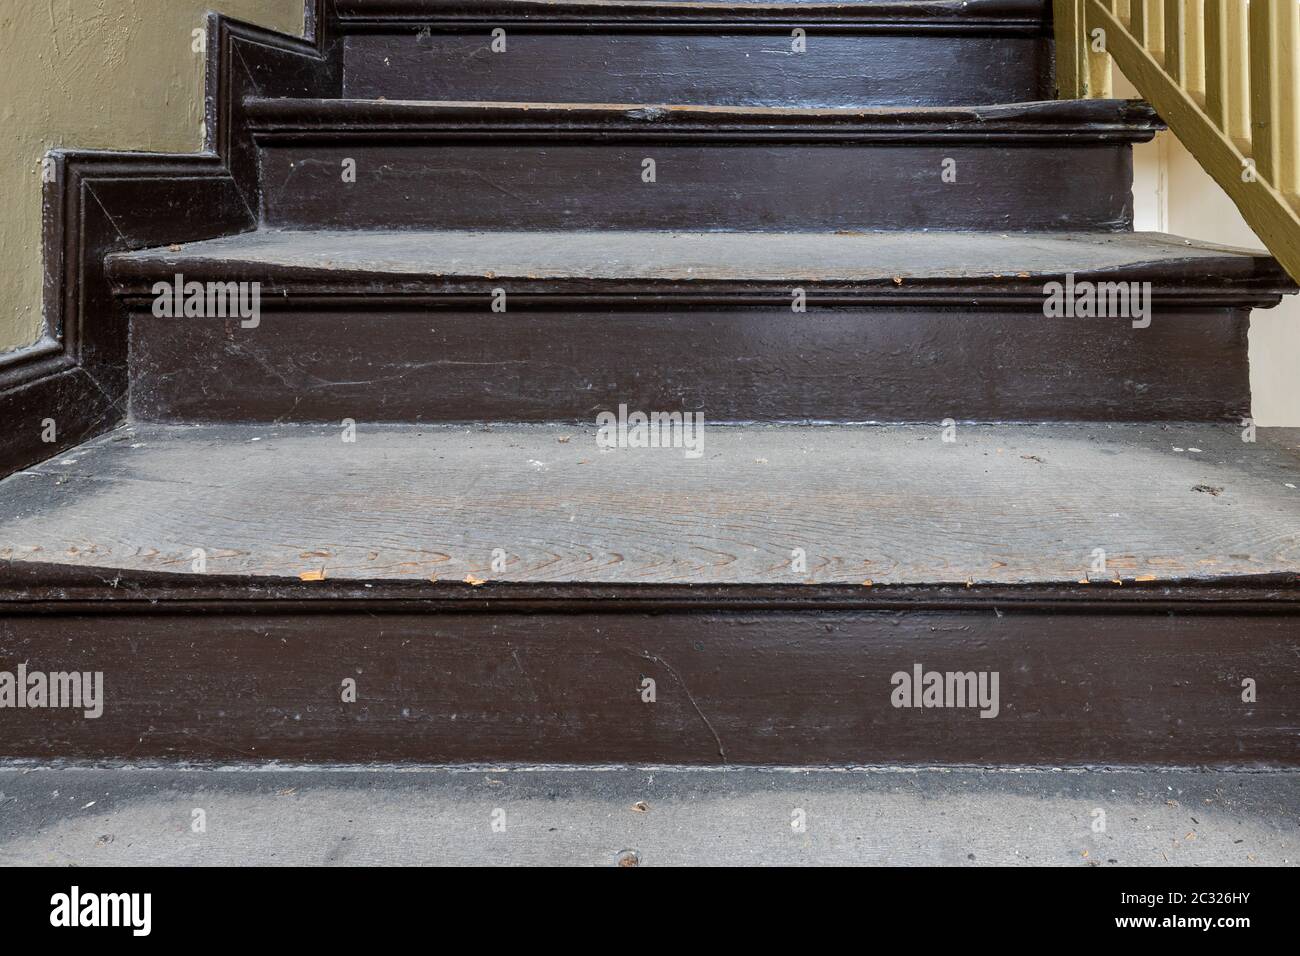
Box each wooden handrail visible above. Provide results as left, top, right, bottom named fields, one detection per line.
left=1055, top=0, right=1300, bottom=282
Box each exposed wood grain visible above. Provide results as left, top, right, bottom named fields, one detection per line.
left=1, top=424, right=1295, bottom=585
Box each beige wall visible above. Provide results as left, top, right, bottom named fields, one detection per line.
left=0, top=0, right=305, bottom=353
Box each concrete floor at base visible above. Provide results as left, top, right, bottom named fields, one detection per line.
left=0, top=766, right=1296, bottom=866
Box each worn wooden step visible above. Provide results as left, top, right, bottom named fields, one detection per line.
left=247, top=98, right=1161, bottom=231
left=335, top=0, right=1053, bottom=107
left=107, top=229, right=1291, bottom=423
left=0, top=422, right=1297, bottom=765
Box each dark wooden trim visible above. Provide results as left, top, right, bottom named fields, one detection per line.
left=114, top=291, right=1293, bottom=309
left=246, top=97, right=1163, bottom=144
left=0, top=153, right=248, bottom=479
left=0, top=564, right=1294, bottom=767
left=333, top=0, right=1052, bottom=34
left=0, top=562, right=1296, bottom=611
left=107, top=263, right=1294, bottom=309
left=207, top=6, right=343, bottom=217
left=0, top=1, right=341, bottom=481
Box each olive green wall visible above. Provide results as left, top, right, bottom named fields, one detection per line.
left=0, top=0, right=305, bottom=353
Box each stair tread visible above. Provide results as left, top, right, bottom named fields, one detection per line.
left=244, top=96, right=1160, bottom=137
left=3, top=423, right=1296, bottom=585
left=109, top=229, right=1288, bottom=291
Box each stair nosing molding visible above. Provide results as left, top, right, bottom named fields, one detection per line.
left=105, top=236, right=1296, bottom=308
left=245, top=97, right=1165, bottom=145
left=2, top=561, right=1297, bottom=612
left=4, top=559, right=1296, bottom=766
left=0, top=1, right=345, bottom=480
left=107, top=282, right=1293, bottom=311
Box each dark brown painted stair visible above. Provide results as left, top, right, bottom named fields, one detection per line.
left=108, top=229, right=1288, bottom=422
left=249, top=98, right=1157, bottom=231
left=3, top=0, right=1298, bottom=769
left=1, top=422, right=1297, bottom=765
left=337, top=0, right=1055, bottom=107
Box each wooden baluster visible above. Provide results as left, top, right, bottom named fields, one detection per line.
left=1206, top=0, right=1229, bottom=126
left=1247, top=0, right=1300, bottom=200
left=1278, top=0, right=1300, bottom=200
left=1087, top=0, right=1116, bottom=97
left=1129, top=1, right=1165, bottom=64
left=1183, top=1, right=1205, bottom=102
left=1207, top=0, right=1250, bottom=149
left=1147, top=0, right=1165, bottom=62
left=1165, top=0, right=1185, bottom=84
left=1056, top=0, right=1086, bottom=98
left=1131, top=0, right=1147, bottom=46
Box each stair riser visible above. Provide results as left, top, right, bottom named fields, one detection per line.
left=342, top=33, right=1053, bottom=107
left=127, top=305, right=1250, bottom=423
left=1, top=601, right=1294, bottom=765
left=259, top=143, right=1135, bottom=231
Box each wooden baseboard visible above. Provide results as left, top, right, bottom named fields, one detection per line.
left=0, top=1, right=341, bottom=481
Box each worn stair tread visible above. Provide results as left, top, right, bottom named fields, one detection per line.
left=243, top=96, right=1162, bottom=140
left=108, top=228, right=1290, bottom=295
left=1, top=423, right=1297, bottom=585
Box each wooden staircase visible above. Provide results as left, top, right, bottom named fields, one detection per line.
left=1, top=0, right=1297, bottom=766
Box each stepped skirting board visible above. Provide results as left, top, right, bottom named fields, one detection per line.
left=0, top=2, right=342, bottom=482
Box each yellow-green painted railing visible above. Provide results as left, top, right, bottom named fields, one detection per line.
left=1055, top=0, right=1300, bottom=281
